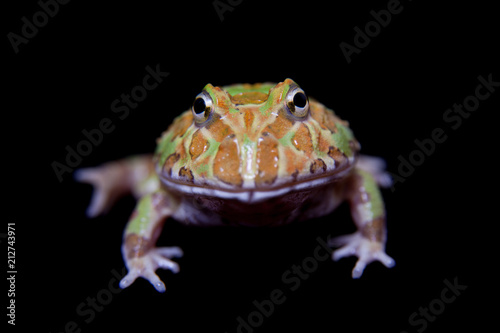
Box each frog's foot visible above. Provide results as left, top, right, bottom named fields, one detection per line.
left=74, top=165, right=129, bottom=217
left=75, top=155, right=155, bottom=217
left=356, top=155, right=392, bottom=188
left=329, top=232, right=395, bottom=278
left=119, top=246, right=183, bottom=293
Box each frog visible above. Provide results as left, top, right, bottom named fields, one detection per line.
left=75, top=78, right=395, bottom=293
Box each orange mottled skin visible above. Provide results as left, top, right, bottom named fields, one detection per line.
left=76, top=79, right=395, bottom=293
left=156, top=79, right=359, bottom=190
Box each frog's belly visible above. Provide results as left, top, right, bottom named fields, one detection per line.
left=171, top=183, right=344, bottom=227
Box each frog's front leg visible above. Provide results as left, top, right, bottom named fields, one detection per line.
left=330, top=167, right=395, bottom=278
left=119, top=190, right=183, bottom=293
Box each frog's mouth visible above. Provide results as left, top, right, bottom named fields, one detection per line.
left=159, top=164, right=353, bottom=204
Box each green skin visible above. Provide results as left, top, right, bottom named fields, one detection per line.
left=76, top=80, right=395, bottom=293
left=120, top=165, right=390, bottom=290
left=126, top=194, right=153, bottom=235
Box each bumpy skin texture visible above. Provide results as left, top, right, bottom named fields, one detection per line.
left=76, top=79, right=395, bottom=293
left=155, top=79, right=359, bottom=190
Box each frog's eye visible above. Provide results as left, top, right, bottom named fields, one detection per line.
left=191, top=91, right=214, bottom=124
left=285, top=86, right=309, bottom=119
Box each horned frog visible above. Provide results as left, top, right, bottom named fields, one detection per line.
left=76, top=78, right=395, bottom=292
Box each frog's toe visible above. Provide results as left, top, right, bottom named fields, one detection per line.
left=156, top=246, right=183, bottom=259
left=349, top=249, right=395, bottom=278
left=151, top=247, right=182, bottom=273
left=119, top=269, right=167, bottom=293
left=74, top=166, right=124, bottom=217
left=75, top=167, right=109, bottom=217
left=120, top=247, right=182, bottom=293
left=330, top=232, right=395, bottom=278
left=119, top=270, right=140, bottom=290
left=356, top=155, right=393, bottom=188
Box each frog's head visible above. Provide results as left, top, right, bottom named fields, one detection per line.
left=155, top=79, right=359, bottom=199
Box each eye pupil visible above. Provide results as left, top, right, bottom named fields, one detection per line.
left=193, top=97, right=206, bottom=115
left=285, top=85, right=309, bottom=119
left=293, top=92, right=307, bottom=108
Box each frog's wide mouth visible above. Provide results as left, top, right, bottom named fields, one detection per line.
left=159, top=165, right=352, bottom=204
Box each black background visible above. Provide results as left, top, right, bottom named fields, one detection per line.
left=5, top=0, right=497, bottom=332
